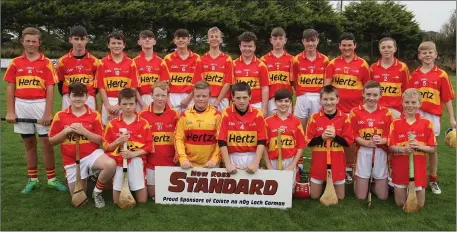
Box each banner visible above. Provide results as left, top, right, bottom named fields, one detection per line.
left=155, top=167, right=293, bottom=209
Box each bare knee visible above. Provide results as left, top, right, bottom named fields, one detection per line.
left=105, top=158, right=117, bottom=171
left=377, top=192, right=388, bottom=200
left=395, top=199, right=405, bottom=207
left=355, top=193, right=367, bottom=200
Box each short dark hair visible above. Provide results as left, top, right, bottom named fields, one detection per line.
left=68, top=82, right=88, bottom=96
left=139, top=30, right=155, bottom=39
left=339, top=32, right=356, bottom=44
left=364, top=80, right=381, bottom=91
left=107, top=31, right=126, bottom=44
left=302, top=29, right=319, bottom=39
left=70, top=26, right=88, bottom=37
left=118, top=88, right=137, bottom=104
left=174, top=29, right=189, bottom=38
left=271, top=27, right=286, bottom=37
left=274, top=89, right=292, bottom=101
left=320, top=85, right=338, bottom=98
left=238, top=31, right=257, bottom=44
left=231, top=82, right=251, bottom=96
left=379, top=37, right=397, bottom=48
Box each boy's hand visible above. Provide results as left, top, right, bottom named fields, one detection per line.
left=180, top=160, right=193, bottom=169
left=450, top=118, right=456, bottom=128
left=409, top=139, right=420, bottom=149
left=225, top=163, right=237, bottom=174
left=372, top=134, right=382, bottom=144
left=246, top=162, right=259, bottom=174
left=121, top=150, right=136, bottom=159
left=42, top=112, right=53, bottom=126
left=212, top=100, right=220, bottom=109
left=365, top=139, right=376, bottom=148
left=203, top=160, right=218, bottom=168
left=70, top=123, right=87, bottom=136
left=180, top=98, right=191, bottom=108
left=63, top=126, right=73, bottom=135
left=5, top=112, right=16, bottom=124
left=115, top=133, right=130, bottom=146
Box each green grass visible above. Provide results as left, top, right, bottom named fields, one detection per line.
left=1, top=71, right=456, bottom=231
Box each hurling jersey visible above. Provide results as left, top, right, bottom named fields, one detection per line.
left=162, top=49, right=202, bottom=93
left=217, top=105, right=267, bottom=154
left=370, top=58, right=410, bottom=112
left=201, top=52, right=233, bottom=98
left=95, top=53, right=139, bottom=98
left=139, top=103, right=179, bottom=169
left=409, top=65, right=455, bottom=116
left=3, top=53, right=58, bottom=99
left=325, top=55, right=371, bottom=113
left=49, top=106, right=104, bottom=166
left=175, top=105, right=221, bottom=167
left=56, top=49, right=99, bottom=96
left=260, top=51, right=293, bottom=99
left=388, top=113, right=436, bottom=187
left=134, top=51, right=170, bottom=95
left=233, top=56, right=269, bottom=104
left=103, top=114, right=153, bottom=166
left=265, top=113, right=305, bottom=160
left=291, top=51, right=329, bottom=95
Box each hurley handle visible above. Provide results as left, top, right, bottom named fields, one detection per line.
left=75, top=135, right=80, bottom=161
left=119, top=128, right=129, bottom=169
left=408, top=132, right=416, bottom=179
left=277, top=129, right=283, bottom=170
left=326, top=139, right=331, bottom=165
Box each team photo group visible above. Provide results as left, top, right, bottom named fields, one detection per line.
left=3, top=24, right=455, bottom=212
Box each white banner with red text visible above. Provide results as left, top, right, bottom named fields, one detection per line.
left=155, top=167, right=293, bottom=209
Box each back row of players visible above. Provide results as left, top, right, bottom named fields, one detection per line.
left=4, top=26, right=455, bottom=209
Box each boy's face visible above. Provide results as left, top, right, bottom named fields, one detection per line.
left=275, top=98, right=291, bottom=114
left=69, top=36, right=88, bottom=52
left=320, top=92, right=339, bottom=114
left=21, top=34, right=42, bottom=54
left=208, top=32, right=222, bottom=48
left=302, top=36, right=319, bottom=52
left=362, top=87, right=381, bottom=108
left=418, top=49, right=437, bottom=65
left=379, top=40, right=396, bottom=59
left=69, top=92, right=88, bottom=108
left=270, top=36, right=286, bottom=50
left=173, top=36, right=190, bottom=49
left=108, top=38, right=125, bottom=56
left=151, top=87, right=168, bottom=108
left=193, top=88, right=211, bottom=110
left=232, top=91, right=251, bottom=112
left=402, top=95, right=421, bottom=116
left=240, top=41, right=256, bottom=58
left=339, top=40, right=356, bottom=58
left=138, top=36, right=156, bottom=49
left=119, top=97, right=136, bottom=116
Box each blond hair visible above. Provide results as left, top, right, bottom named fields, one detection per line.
left=22, top=27, right=41, bottom=40
left=208, top=27, right=223, bottom=37
left=418, top=41, right=436, bottom=52
left=193, top=80, right=211, bottom=94
left=152, top=81, right=169, bottom=94
left=402, top=88, right=422, bottom=102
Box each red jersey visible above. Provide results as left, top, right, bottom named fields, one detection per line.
left=325, top=55, right=371, bottom=113
left=305, top=110, right=354, bottom=181
left=94, top=53, right=139, bottom=98
left=56, top=50, right=99, bottom=96
left=260, top=51, right=293, bottom=99
left=265, top=113, right=305, bottom=160
left=409, top=65, right=455, bottom=116
left=388, top=113, right=436, bottom=188
left=103, top=114, right=153, bottom=166
left=233, top=56, right=269, bottom=104
left=133, top=51, right=170, bottom=95
left=162, top=50, right=202, bottom=94
left=49, top=106, right=104, bottom=166
left=217, top=105, right=267, bottom=154
left=201, top=52, right=233, bottom=98
left=139, top=103, right=179, bottom=169
left=291, top=51, right=329, bottom=96
left=3, top=53, right=58, bottom=99
left=370, top=58, right=410, bottom=112
left=349, top=104, right=393, bottom=152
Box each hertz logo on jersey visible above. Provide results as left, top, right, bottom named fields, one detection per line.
left=153, top=132, right=174, bottom=145
left=16, top=76, right=45, bottom=89
left=359, top=128, right=384, bottom=140
left=418, top=87, right=440, bottom=105
left=312, top=140, right=344, bottom=152
left=297, top=74, right=324, bottom=87
left=203, top=71, right=224, bottom=86
left=112, top=141, right=145, bottom=155
left=268, top=134, right=295, bottom=151
left=170, top=72, right=193, bottom=85
left=66, top=74, right=93, bottom=86
left=268, top=71, right=289, bottom=85
left=379, top=82, right=401, bottom=97
left=103, top=77, right=131, bottom=91
left=185, top=130, right=216, bottom=145
left=227, top=130, right=257, bottom=146
left=332, top=74, right=362, bottom=90
left=140, top=74, right=159, bottom=85
left=235, top=77, right=259, bottom=89
left=65, top=134, right=90, bottom=144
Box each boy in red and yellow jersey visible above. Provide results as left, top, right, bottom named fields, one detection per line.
left=95, top=31, right=143, bottom=125
left=233, top=32, right=269, bottom=114
left=218, top=82, right=267, bottom=174
left=201, top=27, right=233, bottom=111
left=370, top=37, right=410, bottom=118
left=324, top=32, right=370, bottom=182
left=388, top=88, right=437, bottom=208
left=134, top=30, right=170, bottom=111
left=349, top=81, right=392, bottom=201
left=408, top=41, right=455, bottom=194
left=162, top=29, right=202, bottom=113
left=139, top=81, right=179, bottom=199
left=56, top=26, right=99, bottom=110
left=305, top=85, right=353, bottom=200
left=175, top=81, right=221, bottom=168
left=264, top=89, right=305, bottom=189
left=4, top=27, right=68, bottom=193
left=292, top=29, right=329, bottom=130
left=103, top=88, right=153, bottom=205
left=260, top=27, right=293, bottom=116
left=49, top=83, right=116, bottom=208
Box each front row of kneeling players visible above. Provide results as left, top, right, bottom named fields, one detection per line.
left=49, top=80, right=435, bottom=209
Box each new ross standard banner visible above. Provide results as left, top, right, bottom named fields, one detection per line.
left=155, top=167, right=293, bottom=209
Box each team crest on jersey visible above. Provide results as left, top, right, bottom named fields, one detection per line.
left=76, top=65, right=83, bottom=72
left=156, top=122, right=163, bottom=130
left=368, top=121, right=373, bottom=127
left=115, top=70, right=120, bottom=76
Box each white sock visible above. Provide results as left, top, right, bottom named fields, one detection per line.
left=346, top=167, right=353, bottom=172
left=94, top=187, right=103, bottom=193
left=31, top=177, right=38, bottom=181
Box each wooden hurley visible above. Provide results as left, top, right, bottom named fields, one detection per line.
left=320, top=139, right=338, bottom=206
left=72, top=135, right=88, bottom=207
